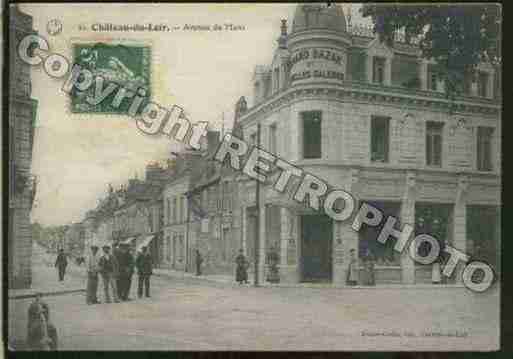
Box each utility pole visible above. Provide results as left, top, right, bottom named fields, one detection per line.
left=254, top=123, right=261, bottom=287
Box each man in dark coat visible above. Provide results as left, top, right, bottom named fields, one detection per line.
left=86, top=244, right=101, bottom=304
left=54, top=248, right=68, bottom=281
left=235, top=249, right=249, bottom=285
left=98, top=245, right=120, bottom=303
left=27, top=293, right=58, bottom=350
left=136, top=246, right=153, bottom=298
left=113, top=243, right=123, bottom=299
left=195, top=249, right=203, bottom=276
left=117, top=243, right=135, bottom=301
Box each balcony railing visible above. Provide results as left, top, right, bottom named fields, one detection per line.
left=248, top=78, right=499, bottom=117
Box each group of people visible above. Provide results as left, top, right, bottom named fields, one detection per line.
left=86, top=242, right=153, bottom=304
left=346, top=249, right=376, bottom=286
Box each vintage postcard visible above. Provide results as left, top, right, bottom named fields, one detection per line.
left=7, top=2, right=501, bottom=352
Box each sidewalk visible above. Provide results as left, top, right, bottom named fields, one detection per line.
left=9, top=248, right=87, bottom=299
left=153, top=268, right=466, bottom=289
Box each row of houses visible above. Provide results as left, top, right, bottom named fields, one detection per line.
left=80, top=4, right=500, bottom=285
left=79, top=129, right=244, bottom=276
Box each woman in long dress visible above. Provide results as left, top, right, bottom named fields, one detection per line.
left=235, top=249, right=248, bottom=285
left=346, top=249, right=358, bottom=286
left=362, top=249, right=376, bottom=286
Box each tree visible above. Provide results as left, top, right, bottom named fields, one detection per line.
left=360, top=4, right=501, bottom=97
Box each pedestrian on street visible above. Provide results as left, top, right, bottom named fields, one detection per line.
left=195, top=249, right=203, bottom=276
left=361, top=249, right=376, bottom=286
left=54, top=248, right=68, bottom=282
left=266, top=245, right=280, bottom=283
left=235, top=249, right=249, bottom=285
left=27, top=293, right=58, bottom=350
left=86, top=244, right=101, bottom=304
left=346, top=249, right=359, bottom=286
left=99, top=245, right=120, bottom=303
left=136, top=246, right=153, bottom=298
left=113, top=243, right=123, bottom=299
left=117, top=243, right=135, bottom=301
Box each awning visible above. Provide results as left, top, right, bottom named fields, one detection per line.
left=137, top=235, right=155, bottom=252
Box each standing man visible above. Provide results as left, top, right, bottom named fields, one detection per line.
left=195, top=249, right=203, bottom=276
left=136, top=246, right=153, bottom=298
left=54, top=248, right=68, bottom=282
left=27, top=293, right=58, bottom=350
left=99, top=245, right=120, bottom=303
left=117, top=243, right=135, bottom=301
left=113, top=243, right=123, bottom=300
left=86, top=244, right=101, bottom=304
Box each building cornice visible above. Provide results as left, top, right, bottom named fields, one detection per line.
left=240, top=82, right=500, bottom=126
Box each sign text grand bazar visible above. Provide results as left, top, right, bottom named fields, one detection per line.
left=290, top=47, right=345, bottom=67
left=290, top=47, right=345, bottom=82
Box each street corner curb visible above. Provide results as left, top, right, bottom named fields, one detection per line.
left=9, top=288, right=86, bottom=300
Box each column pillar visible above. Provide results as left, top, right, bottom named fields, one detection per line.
left=366, top=54, right=373, bottom=83
left=452, top=175, right=468, bottom=284
left=279, top=206, right=299, bottom=283
left=280, top=207, right=289, bottom=266
left=487, top=71, right=494, bottom=99
left=258, top=203, right=267, bottom=283
left=385, top=57, right=392, bottom=86
left=333, top=168, right=361, bottom=286
left=400, top=171, right=417, bottom=284
left=241, top=206, right=247, bottom=255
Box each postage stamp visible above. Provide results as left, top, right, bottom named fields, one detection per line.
left=70, top=40, right=151, bottom=114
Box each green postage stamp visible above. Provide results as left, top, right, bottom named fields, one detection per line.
left=70, top=40, right=151, bottom=114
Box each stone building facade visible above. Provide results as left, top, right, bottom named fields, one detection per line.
left=8, top=6, right=39, bottom=289
left=160, top=131, right=242, bottom=276
left=162, top=172, right=190, bottom=270
left=235, top=4, right=501, bottom=285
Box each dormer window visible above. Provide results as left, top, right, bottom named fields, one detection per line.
left=477, top=126, right=494, bottom=171
left=373, top=57, right=386, bottom=84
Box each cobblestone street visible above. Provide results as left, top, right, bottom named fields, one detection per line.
left=9, top=255, right=500, bottom=351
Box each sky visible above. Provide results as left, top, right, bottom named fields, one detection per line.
left=20, top=3, right=369, bottom=226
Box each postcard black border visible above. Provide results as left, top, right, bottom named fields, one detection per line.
left=2, top=0, right=510, bottom=358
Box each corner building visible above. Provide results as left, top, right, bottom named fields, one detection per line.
left=235, top=4, right=501, bottom=285
left=8, top=6, right=39, bottom=289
